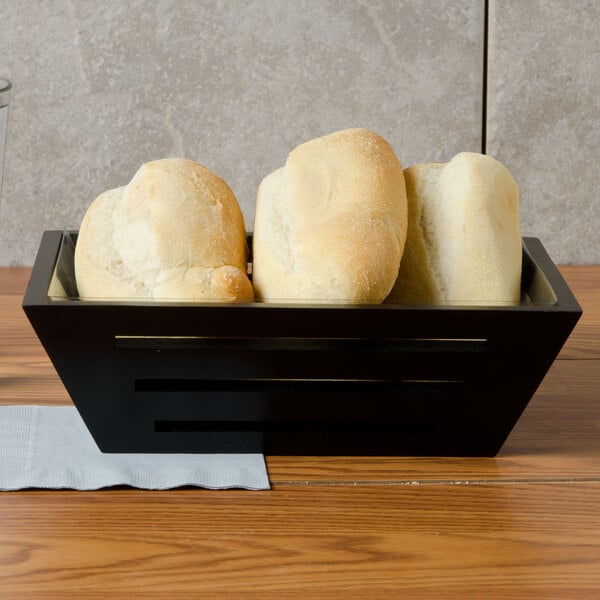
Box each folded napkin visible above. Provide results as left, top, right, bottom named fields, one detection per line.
left=0, top=405, right=270, bottom=490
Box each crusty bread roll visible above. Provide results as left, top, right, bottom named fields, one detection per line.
left=252, top=128, right=408, bottom=303
left=75, top=158, right=254, bottom=301
left=386, top=152, right=521, bottom=305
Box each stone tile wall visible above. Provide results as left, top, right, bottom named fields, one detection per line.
left=0, top=1, right=596, bottom=265
left=487, top=0, right=600, bottom=264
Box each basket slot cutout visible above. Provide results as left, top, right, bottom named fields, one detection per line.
left=117, top=336, right=487, bottom=353
left=135, top=378, right=464, bottom=393
left=154, top=419, right=438, bottom=434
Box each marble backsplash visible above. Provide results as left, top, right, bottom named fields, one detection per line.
left=0, top=0, right=597, bottom=265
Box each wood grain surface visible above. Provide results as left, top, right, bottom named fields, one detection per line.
left=0, top=266, right=598, bottom=598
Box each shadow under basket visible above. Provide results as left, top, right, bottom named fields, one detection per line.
left=23, top=231, right=582, bottom=456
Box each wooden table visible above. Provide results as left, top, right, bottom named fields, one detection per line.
left=0, top=266, right=598, bottom=598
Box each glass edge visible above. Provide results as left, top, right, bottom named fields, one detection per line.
left=0, top=78, right=12, bottom=106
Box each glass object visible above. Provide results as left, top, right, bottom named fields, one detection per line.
left=0, top=78, right=11, bottom=199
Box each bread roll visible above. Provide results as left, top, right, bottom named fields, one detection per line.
left=386, top=152, right=521, bottom=305
left=75, top=158, right=254, bottom=301
left=252, top=128, right=408, bottom=303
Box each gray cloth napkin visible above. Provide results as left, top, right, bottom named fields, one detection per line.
left=0, top=405, right=270, bottom=490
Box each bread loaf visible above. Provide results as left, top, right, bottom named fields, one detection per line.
left=386, top=152, right=521, bottom=305
left=74, top=158, right=254, bottom=301
left=252, top=128, right=408, bottom=303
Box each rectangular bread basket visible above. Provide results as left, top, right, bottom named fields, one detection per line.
left=23, top=230, right=582, bottom=456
